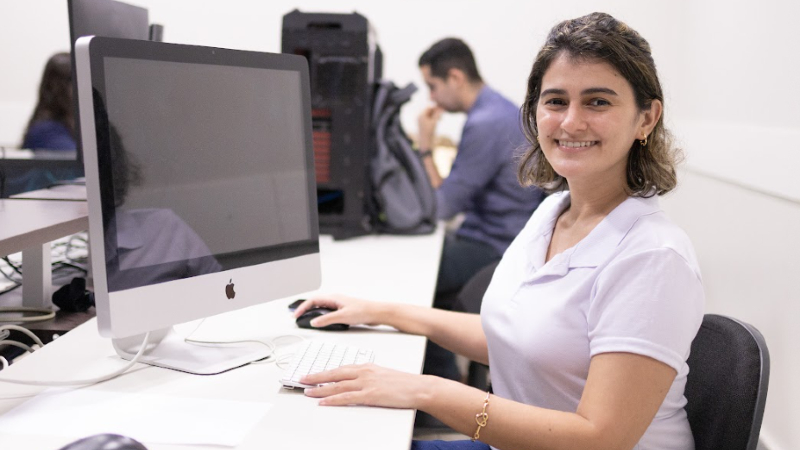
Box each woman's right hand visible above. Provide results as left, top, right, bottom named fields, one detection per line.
left=292, top=294, right=387, bottom=328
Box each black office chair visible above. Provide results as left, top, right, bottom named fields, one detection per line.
left=685, top=314, right=770, bottom=450
left=454, top=260, right=500, bottom=391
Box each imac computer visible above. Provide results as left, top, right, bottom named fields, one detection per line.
left=75, top=36, right=321, bottom=374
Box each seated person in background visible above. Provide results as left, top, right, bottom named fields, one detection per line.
left=21, top=52, right=76, bottom=150
left=416, top=38, right=546, bottom=381
left=417, top=38, right=546, bottom=303
left=295, top=12, right=705, bottom=450
left=4, top=52, right=80, bottom=196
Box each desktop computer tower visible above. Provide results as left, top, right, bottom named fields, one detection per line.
left=282, top=10, right=383, bottom=239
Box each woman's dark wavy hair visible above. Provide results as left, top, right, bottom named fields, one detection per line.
left=517, top=12, right=681, bottom=196
left=22, top=52, right=75, bottom=144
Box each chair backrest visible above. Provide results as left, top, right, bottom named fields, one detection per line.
left=455, top=260, right=500, bottom=314
left=685, top=314, right=770, bottom=450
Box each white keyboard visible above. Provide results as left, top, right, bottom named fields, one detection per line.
left=280, top=340, right=374, bottom=389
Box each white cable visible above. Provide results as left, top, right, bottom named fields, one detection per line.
left=0, top=356, right=7, bottom=371
left=186, top=338, right=277, bottom=363
left=182, top=319, right=283, bottom=365
left=183, top=324, right=306, bottom=369
left=0, top=324, right=45, bottom=347
left=0, top=332, right=150, bottom=386
left=0, top=307, right=56, bottom=323
left=182, top=318, right=208, bottom=340
left=269, top=335, right=307, bottom=370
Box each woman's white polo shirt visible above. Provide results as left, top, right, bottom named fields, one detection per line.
left=481, top=191, right=704, bottom=450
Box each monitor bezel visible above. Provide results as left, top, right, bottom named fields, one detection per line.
left=76, top=36, right=321, bottom=340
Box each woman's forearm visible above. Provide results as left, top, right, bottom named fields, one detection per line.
left=375, top=303, right=488, bottom=364
left=419, top=377, right=609, bottom=450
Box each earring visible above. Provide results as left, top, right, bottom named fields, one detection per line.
left=639, top=134, right=648, bottom=147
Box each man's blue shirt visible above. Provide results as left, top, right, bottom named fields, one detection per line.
left=436, top=86, right=545, bottom=255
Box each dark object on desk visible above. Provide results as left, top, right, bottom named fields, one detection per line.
left=684, top=314, right=770, bottom=450
left=288, top=298, right=306, bottom=311
left=58, top=433, right=148, bottom=450
left=0, top=150, right=82, bottom=198
left=282, top=10, right=381, bottom=240
left=53, top=277, right=95, bottom=312
left=368, top=80, right=437, bottom=235
left=296, top=307, right=349, bottom=331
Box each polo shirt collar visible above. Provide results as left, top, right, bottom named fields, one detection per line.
left=525, top=191, right=662, bottom=275
left=568, top=194, right=661, bottom=268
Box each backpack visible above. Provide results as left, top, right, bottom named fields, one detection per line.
left=368, top=80, right=437, bottom=234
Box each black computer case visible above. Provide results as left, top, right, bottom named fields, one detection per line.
left=282, top=10, right=382, bottom=239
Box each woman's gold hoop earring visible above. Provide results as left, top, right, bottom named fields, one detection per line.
left=639, top=134, right=648, bottom=147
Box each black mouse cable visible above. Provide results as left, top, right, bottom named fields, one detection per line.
left=0, top=326, right=150, bottom=387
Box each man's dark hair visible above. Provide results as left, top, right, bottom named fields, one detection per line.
left=418, top=38, right=482, bottom=83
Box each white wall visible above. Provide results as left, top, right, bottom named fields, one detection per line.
left=661, top=170, right=799, bottom=450
left=1, top=1, right=797, bottom=448
left=0, top=0, right=683, bottom=147
left=660, top=2, right=800, bottom=449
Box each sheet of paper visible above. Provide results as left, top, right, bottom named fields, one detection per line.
left=0, top=388, right=270, bottom=446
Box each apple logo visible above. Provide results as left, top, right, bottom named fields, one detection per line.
left=225, top=279, right=236, bottom=299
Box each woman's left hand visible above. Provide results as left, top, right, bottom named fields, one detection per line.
left=301, top=363, right=433, bottom=409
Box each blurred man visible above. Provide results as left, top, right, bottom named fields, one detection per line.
left=416, top=38, right=545, bottom=381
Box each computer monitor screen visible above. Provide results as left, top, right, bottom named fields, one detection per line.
left=68, top=0, right=150, bottom=46
left=75, top=36, right=321, bottom=374
left=68, top=0, right=151, bottom=167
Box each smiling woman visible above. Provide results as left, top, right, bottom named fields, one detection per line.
left=534, top=56, right=662, bottom=196
left=294, top=12, right=705, bottom=450
left=518, top=12, right=680, bottom=198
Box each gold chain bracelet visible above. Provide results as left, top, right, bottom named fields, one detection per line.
left=472, top=391, right=491, bottom=441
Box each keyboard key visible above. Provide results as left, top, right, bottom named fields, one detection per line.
left=280, top=340, right=374, bottom=389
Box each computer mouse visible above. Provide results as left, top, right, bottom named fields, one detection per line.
left=296, top=307, right=350, bottom=331
left=58, top=433, right=148, bottom=450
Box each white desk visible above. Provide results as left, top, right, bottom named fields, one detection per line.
left=10, top=184, right=87, bottom=201
left=0, top=199, right=89, bottom=308
left=0, top=226, right=444, bottom=450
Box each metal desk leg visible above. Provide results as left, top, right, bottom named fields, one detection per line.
left=22, top=243, right=52, bottom=309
